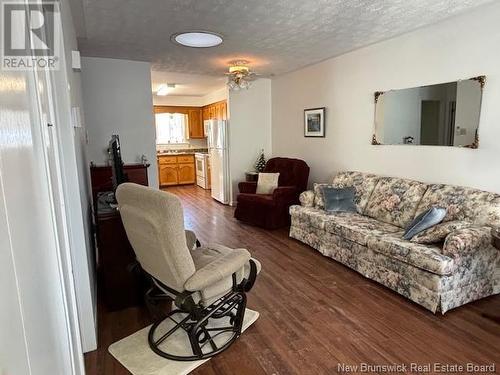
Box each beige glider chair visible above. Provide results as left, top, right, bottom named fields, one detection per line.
left=116, top=183, right=261, bottom=361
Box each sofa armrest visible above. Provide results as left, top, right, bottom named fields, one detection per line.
left=238, top=181, right=257, bottom=194
left=184, top=248, right=251, bottom=292
left=443, top=226, right=492, bottom=260
left=299, top=190, right=315, bottom=207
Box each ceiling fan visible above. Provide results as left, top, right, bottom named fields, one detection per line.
left=225, top=60, right=259, bottom=91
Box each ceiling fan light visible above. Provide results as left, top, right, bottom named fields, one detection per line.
left=229, top=65, right=249, bottom=74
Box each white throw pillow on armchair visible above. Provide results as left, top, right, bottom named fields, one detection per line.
left=256, top=173, right=280, bottom=194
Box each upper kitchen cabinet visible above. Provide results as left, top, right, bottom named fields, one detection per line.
left=187, top=108, right=204, bottom=139
left=202, top=100, right=227, bottom=122
left=202, top=106, right=210, bottom=123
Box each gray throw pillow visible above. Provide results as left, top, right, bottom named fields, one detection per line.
left=403, top=206, right=447, bottom=241
left=321, top=187, right=357, bottom=213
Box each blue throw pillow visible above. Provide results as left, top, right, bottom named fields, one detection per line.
left=403, top=206, right=447, bottom=240
left=321, top=186, right=357, bottom=213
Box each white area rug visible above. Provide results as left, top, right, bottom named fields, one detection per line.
left=108, top=309, right=259, bottom=375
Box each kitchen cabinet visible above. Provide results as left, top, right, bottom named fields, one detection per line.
left=202, top=107, right=210, bottom=122
left=158, top=154, right=195, bottom=187
left=178, top=163, right=196, bottom=184
left=159, top=164, right=178, bottom=186
left=187, top=108, right=204, bottom=139
left=202, top=100, right=227, bottom=122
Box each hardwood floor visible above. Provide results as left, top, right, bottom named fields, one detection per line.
left=85, top=185, right=500, bottom=375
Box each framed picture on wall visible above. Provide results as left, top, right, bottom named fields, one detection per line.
left=304, top=107, right=325, bottom=137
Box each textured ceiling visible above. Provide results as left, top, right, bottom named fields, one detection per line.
left=74, top=0, right=495, bottom=76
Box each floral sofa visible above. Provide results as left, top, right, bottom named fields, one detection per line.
left=289, top=171, right=500, bottom=313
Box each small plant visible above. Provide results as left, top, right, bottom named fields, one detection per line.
left=255, top=149, right=266, bottom=172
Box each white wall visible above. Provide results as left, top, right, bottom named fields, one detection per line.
left=152, top=86, right=227, bottom=107
left=272, top=2, right=500, bottom=193
left=154, top=95, right=204, bottom=106
left=228, top=79, right=272, bottom=204
left=59, top=0, right=97, bottom=353
left=82, top=57, right=158, bottom=187
left=201, top=87, right=228, bottom=106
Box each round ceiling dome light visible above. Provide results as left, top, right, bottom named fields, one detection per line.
left=171, top=31, right=223, bottom=48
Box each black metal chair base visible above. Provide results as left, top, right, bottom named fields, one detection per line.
left=147, top=289, right=247, bottom=361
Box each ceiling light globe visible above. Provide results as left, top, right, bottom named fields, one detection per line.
left=172, top=32, right=223, bottom=48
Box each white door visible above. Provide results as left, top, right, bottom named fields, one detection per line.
left=0, top=70, right=76, bottom=374
left=0, top=3, right=83, bottom=373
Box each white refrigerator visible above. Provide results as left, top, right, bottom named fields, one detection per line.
left=204, top=119, right=230, bottom=204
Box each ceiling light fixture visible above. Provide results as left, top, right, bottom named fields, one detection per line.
left=226, top=60, right=258, bottom=91
left=171, top=31, right=223, bottom=48
left=156, top=83, right=176, bottom=96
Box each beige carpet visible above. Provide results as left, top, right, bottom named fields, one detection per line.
left=108, top=309, right=259, bottom=375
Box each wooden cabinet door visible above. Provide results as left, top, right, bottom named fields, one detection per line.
left=208, top=105, right=216, bottom=120
left=177, top=163, right=195, bottom=184
left=220, top=101, right=227, bottom=120
left=159, top=164, right=178, bottom=186
left=215, top=103, right=223, bottom=120
left=188, top=108, right=204, bottom=138
left=202, top=107, right=210, bottom=122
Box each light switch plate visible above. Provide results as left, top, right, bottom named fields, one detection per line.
left=72, top=50, right=81, bottom=71
left=71, top=106, right=82, bottom=128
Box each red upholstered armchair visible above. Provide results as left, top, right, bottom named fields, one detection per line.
left=234, top=157, right=310, bottom=229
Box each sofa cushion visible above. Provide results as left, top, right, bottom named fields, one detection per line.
left=313, top=183, right=333, bottom=209
left=331, top=171, right=380, bottom=213
left=289, top=206, right=401, bottom=246
left=256, top=172, right=279, bottom=194
left=364, top=177, right=428, bottom=228
left=322, top=186, right=357, bottom=213
left=415, top=184, right=500, bottom=227
left=367, top=233, right=455, bottom=276
left=411, top=220, right=472, bottom=244
left=290, top=205, right=331, bottom=230
left=323, top=212, right=402, bottom=246
left=403, top=206, right=447, bottom=240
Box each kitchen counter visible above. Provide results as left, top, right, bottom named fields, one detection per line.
left=157, top=148, right=208, bottom=157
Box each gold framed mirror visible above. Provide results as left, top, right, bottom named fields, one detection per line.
left=372, top=76, right=485, bottom=148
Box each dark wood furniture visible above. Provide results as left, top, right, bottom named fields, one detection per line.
left=90, top=163, right=150, bottom=203
left=245, top=171, right=259, bottom=182
left=90, top=163, right=150, bottom=311
left=484, top=229, right=500, bottom=323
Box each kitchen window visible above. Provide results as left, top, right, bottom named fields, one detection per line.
left=155, top=112, right=187, bottom=144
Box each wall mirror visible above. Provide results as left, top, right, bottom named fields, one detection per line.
left=372, top=76, right=485, bottom=148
